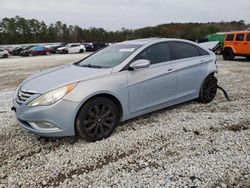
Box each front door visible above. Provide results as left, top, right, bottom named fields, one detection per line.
left=127, top=42, right=177, bottom=113
left=243, top=33, right=250, bottom=55
left=234, top=33, right=245, bottom=54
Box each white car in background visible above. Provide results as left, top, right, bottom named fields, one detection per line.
left=57, top=43, right=86, bottom=54
left=0, top=48, right=10, bottom=58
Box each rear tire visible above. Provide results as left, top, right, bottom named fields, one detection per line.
left=198, top=75, right=218, bottom=104
left=75, top=97, right=119, bottom=142
left=79, top=49, right=84, bottom=53
left=223, top=48, right=234, bottom=60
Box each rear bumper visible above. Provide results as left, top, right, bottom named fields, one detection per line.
left=12, top=97, right=80, bottom=137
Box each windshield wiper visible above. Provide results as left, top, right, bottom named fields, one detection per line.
left=81, top=64, right=103, bottom=68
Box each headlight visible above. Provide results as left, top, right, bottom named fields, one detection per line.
left=27, top=83, right=77, bottom=107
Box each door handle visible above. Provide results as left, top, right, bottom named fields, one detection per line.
left=168, top=68, right=174, bottom=72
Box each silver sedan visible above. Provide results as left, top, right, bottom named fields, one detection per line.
left=12, top=38, right=218, bottom=141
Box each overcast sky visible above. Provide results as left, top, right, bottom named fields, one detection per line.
left=0, top=0, right=249, bottom=30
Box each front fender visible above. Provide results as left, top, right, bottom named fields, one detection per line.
left=64, top=71, right=129, bottom=119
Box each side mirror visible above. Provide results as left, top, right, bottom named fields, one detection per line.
left=129, top=59, right=150, bottom=70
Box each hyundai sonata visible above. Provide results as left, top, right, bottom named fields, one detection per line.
left=12, top=38, right=218, bottom=141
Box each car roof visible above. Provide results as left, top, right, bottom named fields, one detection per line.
left=226, top=31, right=250, bottom=34
left=120, top=38, right=196, bottom=46
left=121, top=38, right=161, bottom=45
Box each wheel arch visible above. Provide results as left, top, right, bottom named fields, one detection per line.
left=198, top=72, right=216, bottom=95
left=74, top=93, right=124, bottom=133
left=223, top=46, right=235, bottom=54
left=198, top=73, right=218, bottom=103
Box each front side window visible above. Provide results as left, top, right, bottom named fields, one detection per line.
left=236, top=34, right=244, bottom=41
left=246, top=34, right=250, bottom=41
left=134, top=43, right=171, bottom=64
left=77, top=44, right=142, bottom=68
left=71, top=44, right=80, bottom=47
left=169, top=41, right=200, bottom=60
left=226, top=34, right=234, bottom=41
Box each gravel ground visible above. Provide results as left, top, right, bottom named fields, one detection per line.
left=0, top=55, right=249, bottom=187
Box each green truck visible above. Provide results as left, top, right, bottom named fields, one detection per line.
left=207, top=32, right=226, bottom=54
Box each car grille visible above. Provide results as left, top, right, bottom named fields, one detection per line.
left=16, top=89, right=36, bottom=105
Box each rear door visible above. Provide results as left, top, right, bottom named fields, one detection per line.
left=169, top=41, right=210, bottom=100
left=128, top=42, right=177, bottom=113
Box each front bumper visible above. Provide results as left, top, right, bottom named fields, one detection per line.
left=12, top=97, right=80, bottom=137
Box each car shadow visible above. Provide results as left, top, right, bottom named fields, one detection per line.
left=120, top=100, right=197, bottom=126
left=233, top=57, right=250, bottom=62
left=36, top=100, right=197, bottom=145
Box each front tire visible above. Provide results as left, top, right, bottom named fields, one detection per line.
left=79, top=49, right=84, bottom=53
left=3, top=54, right=8, bottom=58
left=198, top=75, right=218, bottom=104
left=75, top=97, right=119, bottom=142
left=223, top=48, right=234, bottom=60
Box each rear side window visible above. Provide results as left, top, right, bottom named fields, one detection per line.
left=236, top=34, right=244, bottom=41
left=169, top=41, right=200, bottom=60
left=226, top=34, right=234, bottom=41
left=246, top=34, right=250, bottom=41
left=197, top=47, right=209, bottom=56
left=134, top=42, right=171, bottom=64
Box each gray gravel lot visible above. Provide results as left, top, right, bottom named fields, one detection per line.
left=0, top=55, right=249, bottom=187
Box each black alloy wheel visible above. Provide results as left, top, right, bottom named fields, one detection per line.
left=76, top=97, right=119, bottom=141
left=198, top=75, right=218, bottom=103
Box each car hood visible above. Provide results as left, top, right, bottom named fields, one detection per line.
left=20, top=64, right=112, bottom=94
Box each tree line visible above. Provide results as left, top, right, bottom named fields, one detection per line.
left=0, top=16, right=248, bottom=45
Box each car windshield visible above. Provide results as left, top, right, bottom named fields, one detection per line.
left=77, top=44, right=142, bottom=68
